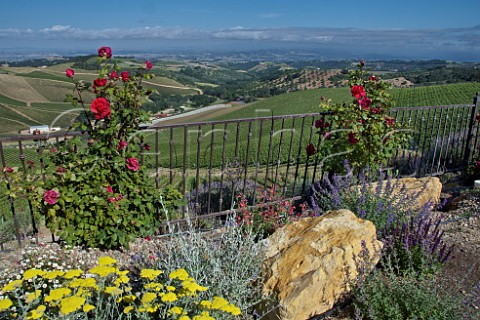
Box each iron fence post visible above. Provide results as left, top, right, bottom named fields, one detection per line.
left=463, top=92, right=479, bottom=166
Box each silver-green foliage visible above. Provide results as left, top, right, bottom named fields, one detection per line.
left=145, top=219, right=271, bottom=319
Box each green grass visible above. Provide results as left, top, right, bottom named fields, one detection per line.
left=211, top=83, right=479, bottom=122
left=17, top=70, right=71, bottom=82
left=0, top=94, right=26, bottom=107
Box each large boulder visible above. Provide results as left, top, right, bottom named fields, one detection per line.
left=262, top=209, right=382, bottom=320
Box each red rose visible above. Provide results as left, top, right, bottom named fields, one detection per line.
left=2, top=167, right=14, bottom=173
left=348, top=132, right=360, bottom=144
left=66, top=68, right=75, bottom=78
left=476, top=160, right=480, bottom=172
left=93, top=78, right=107, bottom=88
left=98, top=46, right=112, bottom=59
left=385, top=116, right=396, bottom=127
left=120, top=71, right=129, bottom=82
left=126, top=157, right=139, bottom=171
left=27, top=160, right=35, bottom=167
left=109, top=71, right=119, bottom=79
left=106, top=185, right=113, bottom=193
left=360, top=60, right=365, bottom=67
left=117, top=140, right=128, bottom=151
left=144, top=144, right=151, bottom=151
left=145, top=60, right=153, bottom=70
left=476, top=114, right=480, bottom=122
left=306, top=143, right=316, bottom=156
left=51, top=148, right=57, bottom=153
left=56, top=166, right=66, bottom=173
left=369, top=75, right=377, bottom=81
left=315, top=119, right=330, bottom=129
left=323, top=132, right=332, bottom=140
left=371, top=107, right=380, bottom=114
left=109, top=197, right=117, bottom=203
left=44, top=189, right=59, bottom=205
left=90, top=97, right=111, bottom=120
left=351, top=85, right=366, bottom=99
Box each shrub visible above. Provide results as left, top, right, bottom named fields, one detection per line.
left=382, top=215, right=454, bottom=276
left=352, top=268, right=475, bottom=320
left=310, top=163, right=416, bottom=232
left=28, top=47, right=170, bottom=249
left=352, top=241, right=474, bottom=320
left=0, top=256, right=241, bottom=319
left=235, top=186, right=312, bottom=239
left=310, top=61, right=410, bottom=174
left=134, top=220, right=273, bottom=319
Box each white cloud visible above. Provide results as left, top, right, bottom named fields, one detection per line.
left=0, top=24, right=478, bottom=53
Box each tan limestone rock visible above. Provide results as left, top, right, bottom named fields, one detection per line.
left=262, top=209, right=382, bottom=320
left=369, top=176, right=442, bottom=210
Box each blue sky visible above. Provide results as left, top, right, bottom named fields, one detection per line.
left=1, top=0, right=480, bottom=60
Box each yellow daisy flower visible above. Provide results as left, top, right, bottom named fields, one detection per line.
left=23, top=269, right=46, bottom=280
left=45, top=287, right=72, bottom=303
left=0, top=298, right=13, bottom=311
left=97, top=256, right=117, bottom=266
left=161, top=292, right=178, bottom=303
left=169, top=268, right=189, bottom=281
left=60, top=295, right=86, bottom=315
left=140, top=269, right=162, bottom=281
left=26, top=305, right=46, bottom=320
left=26, top=290, right=42, bottom=303
left=64, top=269, right=83, bottom=279
left=83, top=304, right=95, bottom=312
left=2, top=279, right=23, bottom=292
left=89, top=265, right=117, bottom=277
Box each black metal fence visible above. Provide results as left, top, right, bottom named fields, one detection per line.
left=1, top=94, right=479, bottom=245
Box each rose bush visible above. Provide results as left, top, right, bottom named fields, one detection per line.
left=30, top=47, right=180, bottom=249
left=311, top=61, right=409, bottom=174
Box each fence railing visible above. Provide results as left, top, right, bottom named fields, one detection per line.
left=1, top=94, right=479, bottom=246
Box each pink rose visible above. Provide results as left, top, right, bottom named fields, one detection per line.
left=120, top=71, right=129, bottom=82
left=90, top=97, right=111, bottom=120
left=145, top=60, right=153, bottom=70
left=44, top=190, right=59, bottom=205
left=51, top=148, right=57, bottom=153
left=98, top=46, right=112, bottom=59
left=106, top=186, right=113, bottom=193
left=351, top=85, right=366, bottom=99
left=109, top=197, right=117, bottom=203
left=126, top=158, right=139, bottom=171
left=66, top=69, right=75, bottom=78
left=117, top=140, right=128, bottom=151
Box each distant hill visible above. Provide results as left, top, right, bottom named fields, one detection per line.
left=1, top=56, right=479, bottom=135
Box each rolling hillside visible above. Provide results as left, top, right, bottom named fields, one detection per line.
left=0, top=62, right=201, bottom=135
left=209, top=82, right=480, bottom=121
